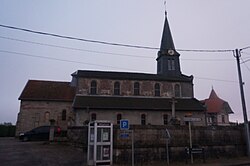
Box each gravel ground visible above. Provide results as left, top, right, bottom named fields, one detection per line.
left=0, top=137, right=86, bottom=166
left=1, top=137, right=250, bottom=166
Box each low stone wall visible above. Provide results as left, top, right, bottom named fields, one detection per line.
left=67, top=125, right=246, bottom=163
left=67, top=126, right=88, bottom=148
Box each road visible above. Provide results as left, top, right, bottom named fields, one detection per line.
left=0, top=137, right=86, bottom=166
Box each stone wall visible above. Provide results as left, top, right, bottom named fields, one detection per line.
left=74, top=109, right=206, bottom=126
left=77, top=78, right=193, bottom=98
left=67, top=125, right=246, bottom=163
left=16, top=101, right=74, bottom=136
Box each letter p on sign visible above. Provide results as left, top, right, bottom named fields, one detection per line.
left=120, top=119, right=129, bottom=130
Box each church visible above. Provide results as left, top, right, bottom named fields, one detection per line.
left=16, top=14, right=206, bottom=136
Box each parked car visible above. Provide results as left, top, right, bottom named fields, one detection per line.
left=19, top=126, right=61, bottom=141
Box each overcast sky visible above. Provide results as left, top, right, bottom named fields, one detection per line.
left=0, top=0, right=250, bottom=124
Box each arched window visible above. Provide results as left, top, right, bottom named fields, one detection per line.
left=168, top=59, right=175, bottom=71
left=90, top=80, right=97, bottom=95
left=44, top=112, right=50, bottom=122
left=117, top=114, right=122, bottom=125
left=163, top=114, right=168, bottom=125
left=91, top=113, right=96, bottom=121
left=114, top=82, right=120, bottom=95
left=174, top=84, right=181, bottom=97
left=62, top=109, right=66, bottom=121
left=154, top=83, right=160, bottom=97
left=134, top=82, right=140, bottom=96
left=141, top=114, right=146, bottom=125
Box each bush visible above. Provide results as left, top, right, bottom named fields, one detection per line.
left=0, top=125, right=16, bottom=137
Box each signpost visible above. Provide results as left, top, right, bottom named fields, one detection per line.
left=165, top=129, right=171, bottom=165
left=120, top=120, right=134, bottom=166
left=184, top=117, right=201, bottom=164
left=183, top=117, right=201, bottom=122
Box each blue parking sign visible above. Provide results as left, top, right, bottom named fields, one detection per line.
left=120, top=119, right=129, bottom=130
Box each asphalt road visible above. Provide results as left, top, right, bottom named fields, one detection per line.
left=0, top=137, right=86, bottom=166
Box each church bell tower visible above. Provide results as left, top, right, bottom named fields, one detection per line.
left=157, top=14, right=182, bottom=77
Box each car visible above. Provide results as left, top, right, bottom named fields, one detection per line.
left=19, top=126, right=61, bottom=141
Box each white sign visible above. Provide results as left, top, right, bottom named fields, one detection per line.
left=183, top=117, right=201, bottom=122
left=103, top=132, right=109, bottom=141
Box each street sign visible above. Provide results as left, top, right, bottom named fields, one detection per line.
left=120, top=133, right=129, bottom=138
left=120, top=119, right=129, bottom=130
left=183, top=117, right=201, bottom=122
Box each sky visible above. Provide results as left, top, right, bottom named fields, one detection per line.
left=0, top=0, right=250, bottom=124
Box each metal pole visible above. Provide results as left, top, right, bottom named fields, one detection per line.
left=171, top=97, right=176, bottom=118
left=132, top=130, right=134, bottom=166
left=166, top=139, right=169, bottom=165
left=235, top=49, right=250, bottom=156
left=189, top=121, right=193, bottom=164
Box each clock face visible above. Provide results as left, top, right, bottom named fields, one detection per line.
left=168, top=49, right=175, bottom=55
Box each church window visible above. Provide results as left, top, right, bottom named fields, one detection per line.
left=114, top=81, right=120, bottom=95
left=157, top=61, right=162, bottom=72
left=163, top=114, right=168, bottom=125
left=44, top=112, right=50, bottom=123
left=171, top=59, right=175, bottom=70
left=90, top=80, right=97, bottom=95
left=91, top=113, right=96, bottom=121
left=141, top=114, right=146, bottom=125
left=117, top=114, right=122, bottom=125
left=62, top=109, right=66, bottom=121
left=134, top=82, right=140, bottom=96
left=222, top=115, right=225, bottom=123
left=168, top=59, right=175, bottom=71
left=174, top=84, right=181, bottom=97
left=154, top=83, right=160, bottom=96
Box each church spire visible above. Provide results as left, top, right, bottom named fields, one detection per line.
left=156, top=13, right=181, bottom=76
left=159, top=14, right=176, bottom=52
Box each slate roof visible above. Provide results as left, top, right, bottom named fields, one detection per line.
left=19, top=80, right=76, bottom=102
left=201, top=89, right=233, bottom=114
left=73, top=95, right=205, bottom=111
left=160, top=15, right=176, bottom=52
left=72, top=70, right=193, bottom=82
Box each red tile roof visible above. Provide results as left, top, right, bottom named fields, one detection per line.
left=19, top=80, right=76, bottom=102
left=201, top=89, right=233, bottom=114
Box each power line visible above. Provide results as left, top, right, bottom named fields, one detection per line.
left=0, top=49, right=142, bottom=72
left=178, top=49, right=232, bottom=53
left=0, top=49, right=238, bottom=83
left=0, top=36, right=153, bottom=59
left=181, top=58, right=234, bottom=62
left=240, top=57, right=250, bottom=73
left=240, top=46, right=250, bottom=51
left=0, top=24, right=233, bottom=52
left=0, top=24, right=159, bottom=50
left=0, top=35, right=235, bottom=62
left=195, top=76, right=237, bottom=83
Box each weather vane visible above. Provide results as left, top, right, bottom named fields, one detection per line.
left=164, top=0, right=167, bottom=16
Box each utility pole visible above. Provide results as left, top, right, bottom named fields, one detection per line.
left=234, top=49, right=250, bottom=157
